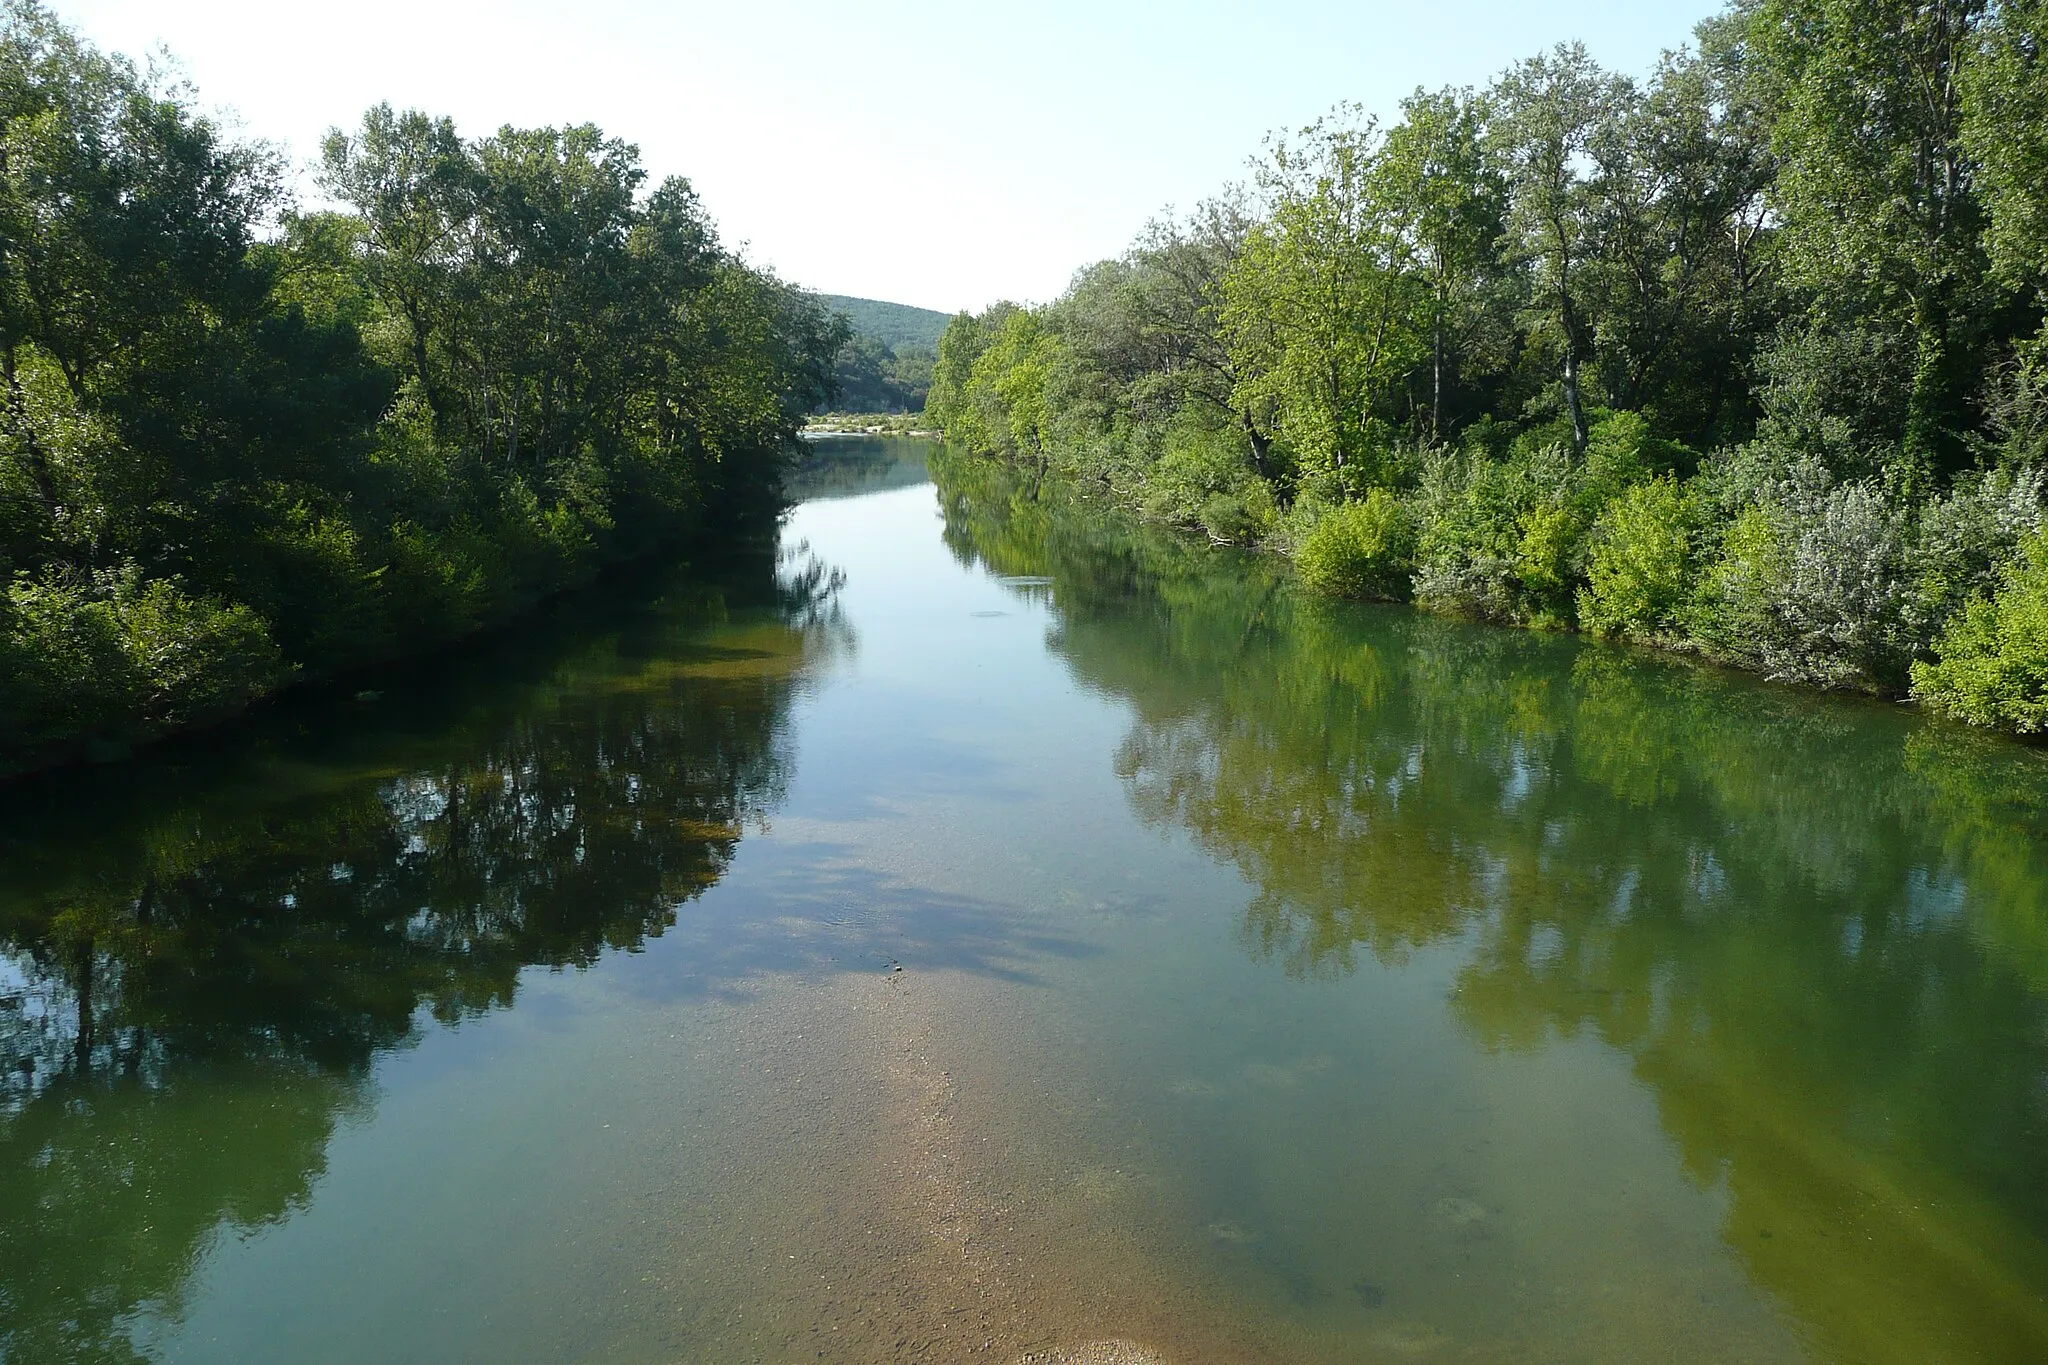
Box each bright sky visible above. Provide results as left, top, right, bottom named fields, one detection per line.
left=55, top=0, right=1714, bottom=314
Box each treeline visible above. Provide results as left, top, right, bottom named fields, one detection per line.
left=826, top=333, right=935, bottom=412
left=0, top=1, right=842, bottom=773
left=927, top=0, right=2048, bottom=733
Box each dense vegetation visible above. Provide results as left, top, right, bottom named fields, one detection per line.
left=821, top=295, right=950, bottom=353
left=817, top=296, right=946, bottom=413
left=0, top=1, right=842, bottom=774
left=928, top=0, right=2048, bottom=733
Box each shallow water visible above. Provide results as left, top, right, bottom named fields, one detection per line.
left=3, top=437, right=2047, bottom=1363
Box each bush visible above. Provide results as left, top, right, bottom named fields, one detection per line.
left=1689, top=502, right=1786, bottom=662
left=1689, top=462, right=1915, bottom=690
left=0, top=567, right=286, bottom=759
left=1139, top=419, right=1276, bottom=544
left=1905, top=465, right=2045, bottom=650
left=1412, top=443, right=1591, bottom=626
left=119, top=576, right=288, bottom=726
left=1296, top=489, right=1414, bottom=600
left=1912, top=527, right=2048, bottom=733
left=1579, top=477, right=1696, bottom=639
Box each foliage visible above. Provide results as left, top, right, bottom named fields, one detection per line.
left=0, top=4, right=844, bottom=773
left=1224, top=111, right=1426, bottom=484
left=0, top=568, right=284, bottom=748
left=925, top=0, right=2048, bottom=732
left=1578, top=476, right=1697, bottom=638
left=1296, top=488, right=1413, bottom=599
left=1913, top=527, right=2048, bottom=732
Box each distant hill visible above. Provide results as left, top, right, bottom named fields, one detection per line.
left=821, top=295, right=952, bottom=355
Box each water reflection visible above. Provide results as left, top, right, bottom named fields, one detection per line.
left=787, top=435, right=931, bottom=502
left=933, top=450, right=2048, bottom=1361
left=0, top=540, right=845, bottom=1364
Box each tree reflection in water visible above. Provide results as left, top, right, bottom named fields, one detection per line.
left=0, top=541, right=846, bottom=1364
left=935, top=449, right=2048, bottom=1362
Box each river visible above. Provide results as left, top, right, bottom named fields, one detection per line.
left=3, top=437, right=2046, bottom=1363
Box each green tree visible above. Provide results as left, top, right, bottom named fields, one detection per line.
left=1490, top=44, right=1628, bottom=454
left=1380, top=88, right=1507, bottom=442
left=1224, top=110, right=1426, bottom=487
left=1730, top=0, right=1991, bottom=471
left=318, top=103, right=472, bottom=433
left=1585, top=48, right=1777, bottom=448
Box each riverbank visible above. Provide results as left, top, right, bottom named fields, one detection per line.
left=0, top=516, right=793, bottom=783
left=0, top=5, right=843, bottom=780
left=805, top=411, right=941, bottom=438
left=926, top=432, right=2048, bottom=740
left=921, top=0, right=2048, bottom=736
left=15, top=439, right=2045, bottom=1362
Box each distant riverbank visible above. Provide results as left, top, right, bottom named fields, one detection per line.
left=804, top=412, right=940, bottom=438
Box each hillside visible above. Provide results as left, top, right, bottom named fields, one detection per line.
left=820, top=295, right=952, bottom=354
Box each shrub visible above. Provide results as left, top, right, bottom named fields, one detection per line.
left=1579, top=477, right=1696, bottom=640
left=0, top=567, right=286, bottom=759
left=119, top=577, right=287, bottom=727
left=1905, top=465, right=2046, bottom=650
left=1584, top=408, right=1696, bottom=487
left=1296, top=489, right=1414, bottom=600
left=1139, top=419, right=1275, bottom=544
left=1690, top=463, right=1915, bottom=690
left=1912, top=527, right=2048, bottom=733
left=1689, top=502, right=1786, bottom=663
left=1412, top=443, right=1592, bottom=626
left=0, top=574, right=137, bottom=748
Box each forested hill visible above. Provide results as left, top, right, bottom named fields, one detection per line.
left=928, top=1, right=2048, bottom=738
left=813, top=296, right=949, bottom=413
left=820, top=296, right=952, bottom=354
left=0, top=2, right=843, bottom=776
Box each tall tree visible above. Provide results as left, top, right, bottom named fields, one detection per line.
left=1380, top=88, right=1506, bottom=443
left=1732, top=0, right=1990, bottom=471
left=318, top=104, right=472, bottom=434
left=1963, top=0, right=2048, bottom=302
left=1224, top=111, right=1425, bottom=486
left=1584, top=48, right=1777, bottom=448
left=1490, top=44, right=1627, bottom=455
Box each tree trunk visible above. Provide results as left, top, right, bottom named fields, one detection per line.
left=1432, top=312, right=1445, bottom=444
left=1242, top=413, right=1275, bottom=480
left=1562, top=345, right=1588, bottom=456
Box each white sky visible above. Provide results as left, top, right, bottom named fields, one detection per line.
left=55, top=1, right=1713, bottom=314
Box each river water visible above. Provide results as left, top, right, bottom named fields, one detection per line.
left=3, top=438, right=2046, bottom=1363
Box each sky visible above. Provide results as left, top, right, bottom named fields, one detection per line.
left=54, top=0, right=1716, bottom=315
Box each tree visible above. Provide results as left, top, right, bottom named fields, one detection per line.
left=1490, top=44, right=1627, bottom=454
left=0, top=0, right=284, bottom=568
left=1380, top=88, right=1506, bottom=442
left=318, top=104, right=472, bottom=433
left=1731, top=0, right=1991, bottom=472
left=1963, top=0, right=2048, bottom=304
left=1584, top=48, right=1777, bottom=449
left=1224, top=110, right=1426, bottom=487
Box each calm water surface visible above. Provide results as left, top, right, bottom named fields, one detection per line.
left=3, top=438, right=2047, bottom=1363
